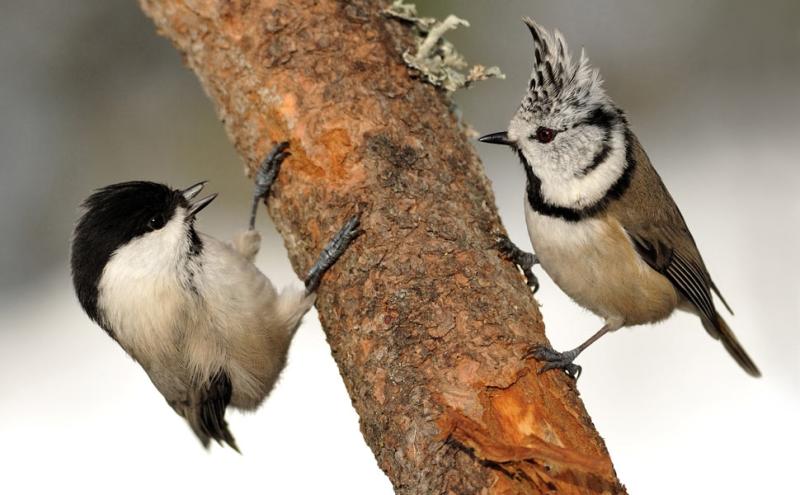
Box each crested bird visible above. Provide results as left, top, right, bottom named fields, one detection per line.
left=481, top=18, right=760, bottom=379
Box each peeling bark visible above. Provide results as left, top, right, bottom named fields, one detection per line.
left=138, top=1, right=625, bottom=493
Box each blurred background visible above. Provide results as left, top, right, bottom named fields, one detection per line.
left=1, top=1, right=797, bottom=493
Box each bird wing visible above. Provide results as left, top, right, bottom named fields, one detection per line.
left=612, top=132, right=758, bottom=376
left=626, top=227, right=718, bottom=325
left=610, top=133, right=732, bottom=326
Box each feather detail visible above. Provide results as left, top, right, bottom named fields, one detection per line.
left=520, top=17, right=606, bottom=120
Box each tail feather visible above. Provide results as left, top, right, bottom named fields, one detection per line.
left=705, top=313, right=761, bottom=377
left=177, top=371, right=242, bottom=453
left=188, top=410, right=240, bottom=453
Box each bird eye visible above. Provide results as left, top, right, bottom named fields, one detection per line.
left=148, top=213, right=166, bottom=230
left=533, top=127, right=557, bottom=144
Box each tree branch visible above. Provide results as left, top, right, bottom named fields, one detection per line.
left=138, top=0, right=625, bottom=492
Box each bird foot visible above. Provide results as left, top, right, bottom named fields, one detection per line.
left=304, top=215, right=361, bottom=293
left=253, top=141, right=290, bottom=200
left=249, top=141, right=290, bottom=230
left=526, top=344, right=582, bottom=379
left=497, top=234, right=540, bottom=293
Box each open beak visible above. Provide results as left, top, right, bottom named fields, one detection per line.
left=182, top=181, right=207, bottom=201
left=182, top=181, right=217, bottom=220
left=478, top=131, right=514, bottom=147
left=186, top=193, right=217, bottom=220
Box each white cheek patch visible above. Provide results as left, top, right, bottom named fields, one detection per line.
left=522, top=126, right=627, bottom=210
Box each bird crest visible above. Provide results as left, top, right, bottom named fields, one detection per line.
left=519, top=18, right=608, bottom=125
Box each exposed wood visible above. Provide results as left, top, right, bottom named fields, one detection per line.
left=138, top=0, right=625, bottom=492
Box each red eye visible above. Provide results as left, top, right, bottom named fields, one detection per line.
left=534, top=127, right=557, bottom=144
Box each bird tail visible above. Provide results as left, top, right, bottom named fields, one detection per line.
left=704, top=313, right=761, bottom=377
left=180, top=371, right=241, bottom=453
left=189, top=412, right=240, bottom=454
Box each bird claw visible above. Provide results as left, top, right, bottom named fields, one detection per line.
left=526, top=344, right=582, bottom=380
left=496, top=234, right=540, bottom=293
left=253, top=141, right=290, bottom=199
left=304, top=214, right=361, bottom=293
left=523, top=268, right=540, bottom=294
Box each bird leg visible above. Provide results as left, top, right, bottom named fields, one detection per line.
left=249, top=141, right=290, bottom=230
left=304, top=215, right=361, bottom=294
left=527, top=323, right=614, bottom=380
left=245, top=141, right=360, bottom=292
left=497, top=234, right=540, bottom=293
left=232, top=141, right=291, bottom=262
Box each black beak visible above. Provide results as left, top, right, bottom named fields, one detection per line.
left=186, top=193, right=217, bottom=220
left=182, top=180, right=217, bottom=220
left=478, top=131, right=514, bottom=147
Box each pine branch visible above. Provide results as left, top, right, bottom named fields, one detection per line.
left=138, top=1, right=625, bottom=492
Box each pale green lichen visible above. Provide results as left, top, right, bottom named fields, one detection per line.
left=383, top=1, right=504, bottom=92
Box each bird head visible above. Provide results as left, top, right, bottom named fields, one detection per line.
left=70, top=180, right=216, bottom=322
left=480, top=18, right=629, bottom=210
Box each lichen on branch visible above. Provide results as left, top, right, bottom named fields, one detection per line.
left=383, top=1, right=504, bottom=92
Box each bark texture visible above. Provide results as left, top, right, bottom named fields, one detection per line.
left=138, top=1, right=625, bottom=493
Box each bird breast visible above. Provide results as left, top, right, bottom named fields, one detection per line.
left=524, top=199, right=678, bottom=326
left=97, top=238, right=198, bottom=360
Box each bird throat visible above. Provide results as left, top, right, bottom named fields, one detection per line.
left=520, top=128, right=636, bottom=223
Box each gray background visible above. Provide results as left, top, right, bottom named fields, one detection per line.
left=1, top=1, right=797, bottom=493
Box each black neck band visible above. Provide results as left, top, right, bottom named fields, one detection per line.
left=522, top=128, right=636, bottom=222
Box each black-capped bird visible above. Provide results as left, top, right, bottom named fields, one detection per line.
left=71, top=143, right=360, bottom=449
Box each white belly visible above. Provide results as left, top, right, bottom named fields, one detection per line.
left=524, top=199, right=677, bottom=325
